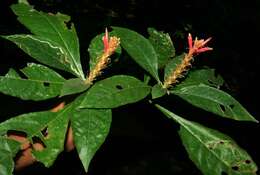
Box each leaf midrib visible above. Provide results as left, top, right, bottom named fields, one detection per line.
left=38, top=13, right=83, bottom=78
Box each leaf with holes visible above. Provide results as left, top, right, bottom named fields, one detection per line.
left=79, top=75, right=151, bottom=108
left=0, top=63, right=65, bottom=100
left=0, top=137, right=20, bottom=175
left=0, top=108, right=70, bottom=167
left=156, top=104, right=258, bottom=175
left=164, top=53, right=185, bottom=82
left=112, top=27, right=160, bottom=83
left=72, top=108, right=112, bottom=172
left=148, top=28, right=175, bottom=68
left=175, top=68, right=224, bottom=89
left=5, top=3, right=84, bottom=78
left=88, top=31, right=121, bottom=72
left=170, top=84, right=257, bottom=122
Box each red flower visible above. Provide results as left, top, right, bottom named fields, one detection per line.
left=102, top=28, right=109, bottom=53
left=188, top=33, right=213, bottom=54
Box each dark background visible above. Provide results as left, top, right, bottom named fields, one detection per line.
left=0, top=0, right=259, bottom=174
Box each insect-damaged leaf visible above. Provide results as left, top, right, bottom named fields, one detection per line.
left=148, top=28, right=175, bottom=68
left=171, top=84, right=257, bottom=122
left=79, top=75, right=151, bottom=108
left=156, top=105, right=258, bottom=175
left=0, top=107, right=70, bottom=167
left=0, top=63, right=65, bottom=101
left=5, top=3, right=84, bottom=78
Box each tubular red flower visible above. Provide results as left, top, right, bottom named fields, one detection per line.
left=102, top=28, right=109, bottom=53
left=196, top=47, right=213, bottom=53
left=188, top=33, right=193, bottom=50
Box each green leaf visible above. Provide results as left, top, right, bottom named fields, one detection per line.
left=0, top=108, right=70, bottom=167
left=148, top=28, right=175, bottom=68
left=171, top=84, right=257, bottom=122
left=79, top=75, right=151, bottom=108
left=112, top=27, right=160, bottom=83
left=0, top=64, right=65, bottom=101
left=0, top=137, right=20, bottom=153
left=2, top=34, right=80, bottom=77
left=60, top=78, right=90, bottom=97
left=88, top=31, right=121, bottom=72
left=164, top=53, right=185, bottom=81
left=151, top=84, right=167, bottom=99
left=156, top=104, right=258, bottom=175
left=0, top=138, right=20, bottom=175
left=72, top=108, right=112, bottom=172
left=10, top=3, right=84, bottom=78
left=0, top=149, right=14, bottom=175
left=175, top=68, right=224, bottom=89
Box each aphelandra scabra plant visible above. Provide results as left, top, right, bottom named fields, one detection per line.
left=0, top=2, right=258, bottom=175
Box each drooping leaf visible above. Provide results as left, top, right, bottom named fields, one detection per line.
left=148, top=28, right=175, bottom=68
left=72, top=108, right=112, bottom=172
left=0, top=137, right=20, bottom=175
left=60, top=78, right=90, bottom=97
left=112, top=27, right=160, bottom=83
left=88, top=31, right=121, bottom=72
left=151, top=84, right=167, bottom=99
left=171, top=84, right=257, bottom=122
left=0, top=64, right=65, bottom=101
left=0, top=108, right=70, bottom=167
left=79, top=75, right=151, bottom=108
left=9, top=3, right=84, bottom=78
left=175, top=68, right=224, bottom=89
left=164, top=53, right=185, bottom=81
left=156, top=104, right=258, bottom=175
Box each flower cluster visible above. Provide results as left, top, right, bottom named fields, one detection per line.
left=86, top=28, right=120, bottom=84
left=163, top=33, right=212, bottom=89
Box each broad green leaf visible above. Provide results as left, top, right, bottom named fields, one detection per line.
left=72, top=108, right=112, bottom=172
left=156, top=104, right=258, bottom=175
left=164, top=53, right=185, bottom=81
left=0, top=108, right=70, bottom=167
left=79, top=75, right=151, bottom=108
left=0, top=138, right=20, bottom=175
left=171, top=84, right=257, bottom=122
left=60, top=78, right=90, bottom=97
left=112, top=27, right=160, bottom=83
left=175, top=68, right=224, bottom=89
left=21, top=63, right=65, bottom=82
left=10, top=3, right=84, bottom=78
left=151, top=84, right=167, bottom=99
left=3, top=34, right=80, bottom=77
left=88, top=31, right=121, bottom=72
left=0, top=64, right=65, bottom=101
left=32, top=108, right=71, bottom=166
left=148, top=28, right=175, bottom=68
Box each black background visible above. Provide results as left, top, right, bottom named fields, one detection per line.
left=0, top=0, right=259, bottom=174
